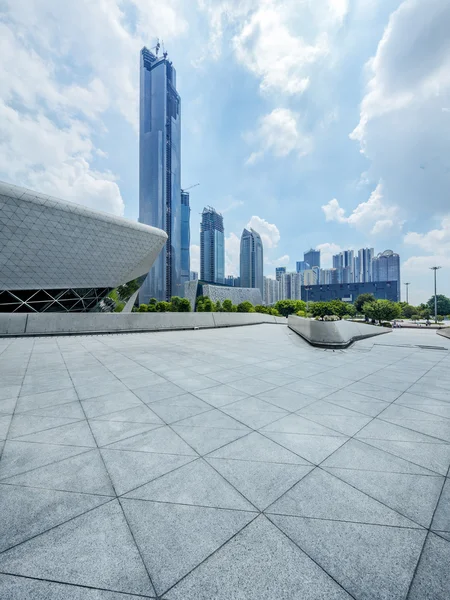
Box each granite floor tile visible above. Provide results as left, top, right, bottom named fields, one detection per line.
left=176, top=408, right=250, bottom=430
left=284, top=379, right=338, bottom=399
left=207, top=431, right=310, bottom=464
left=0, top=398, right=18, bottom=415
left=133, top=381, right=186, bottom=403
left=0, top=483, right=109, bottom=552
left=432, top=479, right=450, bottom=533
left=355, top=418, right=445, bottom=442
left=0, top=575, right=156, bottom=600
left=271, top=515, right=426, bottom=600
left=345, top=381, right=403, bottom=402
left=165, top=515, right=352, bottom=600
left=227, top=377, right=279, bottom=395
left=89, top=420, right=161, bottom=447
left=15, top=420, right=97, bottom=447
left=106, top=426, right=198, bottom=456
left=7, top=414, right=81, bottom=439
left=324, top=467, right=443, bottom=528
left=264, top=431, right=349, bottom=464
left=122, top=498, right=255, bottom=596
left=256, top=388, right=317, bottom=411
left=100, top=448, right=194, bottom=496
left=299, top=413, right=372, bottom=436
left=171, top=425, right=249, bottom=455
left=267, top=468, right=417, bottom=527
left=3, top=449, right=115, bottom=496
left=408, top=533, right=450, bottom=600
left=261, top=413, right=346, bottom=436
left=207, top=458, right=312, bottom=510
left=91, top=404, right=163, bottom=425
left=124, top=458, right=255, bottom=510
left=0, top=500, right=155, bottom=596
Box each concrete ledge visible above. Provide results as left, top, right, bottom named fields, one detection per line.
left=288, top=315, right=391, bottom=349
left=437, top=327, right=450, bottom=339
left=0, top=312, right=286, bottom=337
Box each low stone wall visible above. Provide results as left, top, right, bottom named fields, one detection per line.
left=0, top=312, right=286, bottom=337
left=288, top=315, right=391, bottom=348
left=437, top=327, right=450, bottom=339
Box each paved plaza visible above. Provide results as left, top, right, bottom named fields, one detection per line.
left=0, top=324, right=450, bottom=599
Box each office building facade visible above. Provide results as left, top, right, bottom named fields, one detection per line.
left=240, top=228, right=264, bottom=296
left=200, top=207, right=225, bottom=284
left=333, top=250, right=355, bottom=284
left=300, top=281, right=399, bottom=304
left=276, top=267, right=286, bottom=282
left=304, top=248, right=320, bottom=268
left=296, top=260, right=310, bottom=273
left=180, top=191, right=190, bottom=289
left=139, top=46, right=182, bottom=302
left=372, top=250, right=400, bottom=300
left=357, top=248, right=374, bottom=283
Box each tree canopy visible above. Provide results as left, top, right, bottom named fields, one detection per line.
left=354, top=293, right=376, bottom=313
left=362, top=299, right=402, bottom=324
left=427, top=295, right=450, bottom=316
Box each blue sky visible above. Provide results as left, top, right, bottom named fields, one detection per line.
left=1, top=0, right=449, bottom=305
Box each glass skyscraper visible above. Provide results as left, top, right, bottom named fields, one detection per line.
left=372, top=250, right=400, bottom=300
left=200, top=207, right=225, bottom=284
left=304, top=248, right=320, bottom=268
left=240, top=228, right=264, bottom=296
left=139, top=46, right=181, bottom=302
left=180, top=191, right=190, bottom=288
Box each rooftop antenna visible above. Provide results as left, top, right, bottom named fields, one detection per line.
left=161, top=40, right=168, bottom=59
left=150, top=39, right=160, bottom=56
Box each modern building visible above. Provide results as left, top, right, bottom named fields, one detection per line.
left=304, top=248, right=320, bottom=268
left=303, top=268, right=320, bottom=286
left=300, top=281, right=399, bottom=304
left=0, top=181, right=167, bottom=313
left=225, top=276, right=241, bottom=287
left=332, top=250, right=355, bottom=283
left=139, top=46, right=181, bottom=303
left=190, top=271, right=198, bottom=281
left=240, top=228, right=264, bottom=297
left=200, top=206, right=225, bottom=284
left=180, top=191, right=190, bottom=289
left=357, top=247, right=374, bottom=283
left=372, top=250, right=400, bottom=300
left=184, top=280, right=262, bottom=310
left=280, top=272, right=302, bottom=300
left=320, top=268, right=340, bottom=285
left=296, top=260, right=310, bottom=273
left=275, top=266, right=286, bottom=281
left=264, top=277, right=281, bottom=305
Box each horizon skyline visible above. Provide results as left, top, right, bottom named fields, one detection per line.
left=1, top=1, right=448, bottom=305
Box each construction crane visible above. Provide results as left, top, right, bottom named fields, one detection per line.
left=181, top=183, right=199, bottom=193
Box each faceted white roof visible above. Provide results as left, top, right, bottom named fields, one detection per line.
left=0, top=181, right=167, bottom=290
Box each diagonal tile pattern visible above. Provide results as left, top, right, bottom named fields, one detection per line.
left=0, top=325, right=449, bottom=599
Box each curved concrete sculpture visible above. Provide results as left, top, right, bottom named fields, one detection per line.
left=288, top=315, right=391, bottom=348
left=0, top=181, right=167, bottom=312
left=437, top=327, right=450, bottom=339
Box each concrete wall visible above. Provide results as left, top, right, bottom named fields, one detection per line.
left=288, top=315, right=391, bottom=348
left=437, top=327, right=450, bottom=339
left=0, top=312, right=286, bottom=336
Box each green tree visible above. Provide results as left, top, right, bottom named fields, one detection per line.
left=309, top=302, right=331, bottom=320
left=274, top=300, right=305, bottom=317
left=237, top=301, right=254, bottom=313
left=156, top=301, right=172, bottom=312
left=202, top=298, right=214, bottom=312
left=177, top=298, right=191, bottom=312
left=399, top=303, right=417, bottom=319
left=427, top=295, right=450, bottom=316
left=148, top=298, right=157, bottom=307
left=138, top=304, right=148, bottom=312
left=170, top=296, right=182, bottom=312
left=215, top=300, right=223, bottom=312
left=354, top=293, right=376, bottom=313
left=254, top=305, right=269, bottom=314
left=329, top=300, right=353, bottom=319
left=363, top=300, right=402, bottom=324
left=222, top=299, right=233, bottom=312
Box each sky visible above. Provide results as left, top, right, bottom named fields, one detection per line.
left=1, top=0, right=449, bottom=305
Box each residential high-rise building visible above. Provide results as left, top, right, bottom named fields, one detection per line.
left=264, top=277, right=281, bottom=305
left=276, top=266, right=286, bottom=281
left=332, top=250, right=355, bottom=283
left=320, top=268, right=339, bottom=284
left=139, top=46, right=181, bottom=302
left=180, top=191, right=190, bottom=289
left=240, top=228, right=264, bottom=296
left=304, top=248, right=320, bottom=268
left=357, top=248, right=374, bottom=282
left=303, top=268, right=319, bottom=286
left=280, top=272, right=302, bottom=300
left=372, top=250, right=401, bottom=300
left=296, top=260, right=310, bottom=273
left=200, top=207, right=225, bottom=284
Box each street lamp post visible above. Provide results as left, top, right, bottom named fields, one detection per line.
left=404, top=282, right=410, bottom=304
left=430, top=267, right=442, bottom=324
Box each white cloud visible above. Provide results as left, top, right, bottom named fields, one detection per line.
left=404, top=216, right=450, bottom=254
left=246, top=215, right=280, bottom=249
left=315, top=242, right=343, bottom=268
left=225, top=232, right=241, bottom=276
left=190, top=244, right=200, bottom=273
left=350, top=0, right=450, bottom=215
left=266, top=255, right=290, bottom=268
left=322, top=183, right=401, bottom=235
left=0, top=0, right=186, bottom=215
left=246, top=108, right=311, bottom=164
left=219, top=198, right=244, bottom=214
